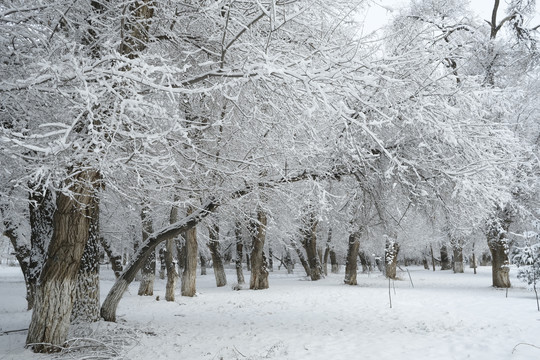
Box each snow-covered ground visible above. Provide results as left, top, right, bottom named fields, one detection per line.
left=1, top=264, right=539, bottom=359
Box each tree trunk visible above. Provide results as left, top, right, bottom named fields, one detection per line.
left=323, top=228, right=332, bottom=276
left=487, top=207, right=512, bottom=288
left=100, top=236, right=123, bottom=278
left=71, top=198, right=100, bottom=323
left=235, top=221, right=245, bottom=284
left=27, top=186, right=55, bottom=310
left=344, top=232, right=360, bottom=285
left=182, top=207, right=198, bottom=297
left=440, top=245, right=452, bottom=270
left=302, top=212, right=323, bottom=281
left=268, top=245, right=274, bottom=272
left=250, top=211, right=269, bottom=290
left=165, top=202, right=179, bottom=301
left=138, top=206, right=155, bottom=296
left=330, top=248, right=339, bottom=273
left=283, top=247, right=294, bottom=274
left=359, top=251, right=370, bottom=273
left=430, top=245, right=436, bottom=271
left=291, top=240, right=311, bottom=276
left=208, top=222, right=227, bottom=287
left=158, top=246, right=166, bottom=280
left=200, top=254, right=208, bottom=275
left=26, top=170, right=99, bottom=353
left=385, top=238, right=400, bottom=280
left=452, top=239, right=464, bottom=274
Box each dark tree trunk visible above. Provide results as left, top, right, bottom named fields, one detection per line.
left=176, top=237, right=186, bottom=273
left=323, top=228, right=332, bottom=276
left=71, top=198, right=101, bottom=323
left=100, top=236, right=123, bottom=278
left=250, top=211, right=269, bottom=290
left=182, top=207, right=198, bottom=297
left=385, top=239, right=400, bottom=280
left=430, top=245, right=436, bottom=271
left=235, top=221, right=245, bottom=284
left=283, top=247, right=294, bottom=274
left=268, top=245, right=274, bottom=272
left=330, top=248, right=339, bottom=273
left=27, top=186, right=55, bottom=310
left=292, top=240, right=311, bottom=276
left=487, top=207, right=512, bottom=288
left=26, top=170, right=99, bottom=352
left=138, top=206, right=155, bottom=296
left=159, top=246, right=166, bottom=280
left=208, top=223, right=227, bottom=287
left=245, top=252, right=251, bottom=271
left=165, top=203, right=179, bottom=301
left=358, top=251, right=370, bottom=273
left=344, top=232, right=360, bottom=285
left=440, top=245, right=452, bottom=270
left=301, top=212, right=323, bottom=281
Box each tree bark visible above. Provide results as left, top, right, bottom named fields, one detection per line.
left=487, top=206, right=512, bottom=288
left=208, top=222, right=227, bottom=287
left=234, top=221, right=245, bottom=284
left=323, top=228, right=332, bottom=276
left=301, top=212, right=323, bottom=281
left=344, top=232, right=360, bottom=285
left=26, top=169, right=99, bottom=352
left=71, top=197, right=100, bottom=323
left=283, top=247, right=294, bottom=274
left=452, top=238, right=464, bottom=274
left=385, top=238, right=400, bottom=280
left=181, top=206, right=198, bottom=297
left=200, top=254, right=208, bottom=275
left=291, top=240, right=311, bottom=276
left=100, top=236, right=123, bottom=278
left=250, top=211, right=269, bottom=290
left=165, top=202, right=179, bottom=301
left=359, top=251, right=370, bottom=273
left=138, top=206, right=155, bottom=296
left=440, top=245, right=452, bottom=270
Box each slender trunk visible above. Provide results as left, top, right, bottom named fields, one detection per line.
left=235, top=221, right=245, bottom=284
left=158, top=247, right=166, bottom=280
left=440, top=245, right=452, bottom=270
left=200, top=254, right=208, bottom=275
left=430, top=245, right=436, bottom=271
left=283, top=247, right=294, bottom=274
left=268, top=245, right=274, bottom=272
left=27, top=170, right=99, bottom=352
left=182, top=206, right=198, bottom=297
left=208, top=223, right=227, bottom=287
left=100, top=236, right=123, bottom=278
left=323, top=228, right=332, bottom=276
left=245, top=252, right=251, bottom=271
left=291, top=240, right=311, bottom=276
left=302, top=212, right=322, bottom=281
left=471, top=242, right=477, bottom=274
left=71, top=198, right=100, bottom=323
left=165, top=202, right=179, bottom=301
left=138, top=206, right=155, bottom=296
left=330, top=248, right=339, bottom=273
left=344, top=232, right=360, bottom=285
left=250, top=211, right=269, bottom=290
left=359, top=251, right=370, bottom=273
left=385, top=238, right=400, bottom=280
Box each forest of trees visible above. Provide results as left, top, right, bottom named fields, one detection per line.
left=0, top=0, right=539, bottom=353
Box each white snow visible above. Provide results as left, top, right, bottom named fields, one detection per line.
left=1, top=265, right=539, bottom=359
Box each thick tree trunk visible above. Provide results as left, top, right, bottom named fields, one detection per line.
left=208, top=223, right=227, bottom=287
left=26, top=170, right=99, bottom=353
left=440, top=245, right=452, bottom=270
left=182, top=207, right=198, bottom=297
left=100, top=236, right=123, bottom=278
left=487, top=207, right=512, bottom=288
left=344, top=232, right=360, bottom=285
left=27, top=186, right=55, bottom=310
left=138, top=206, right=155, bottom=296
left=385, top=238, right=400, bottom=280
left=302, top=212, right=323, bottom=281
left=71, top=198, right=100, bottom=323
left=235, top=221, right=245, bottom=284
left=250, top=211, right=269, bottom=290
left=165, top=203, right=179, bottom=301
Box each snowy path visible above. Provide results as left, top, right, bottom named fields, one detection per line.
left=1, top=265, right=539, bottom=359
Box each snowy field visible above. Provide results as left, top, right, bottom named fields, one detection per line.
left=1, top=265, right=539, bottom=360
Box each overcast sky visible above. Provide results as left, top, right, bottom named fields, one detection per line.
left=360, top=0, right=540, bottom=34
